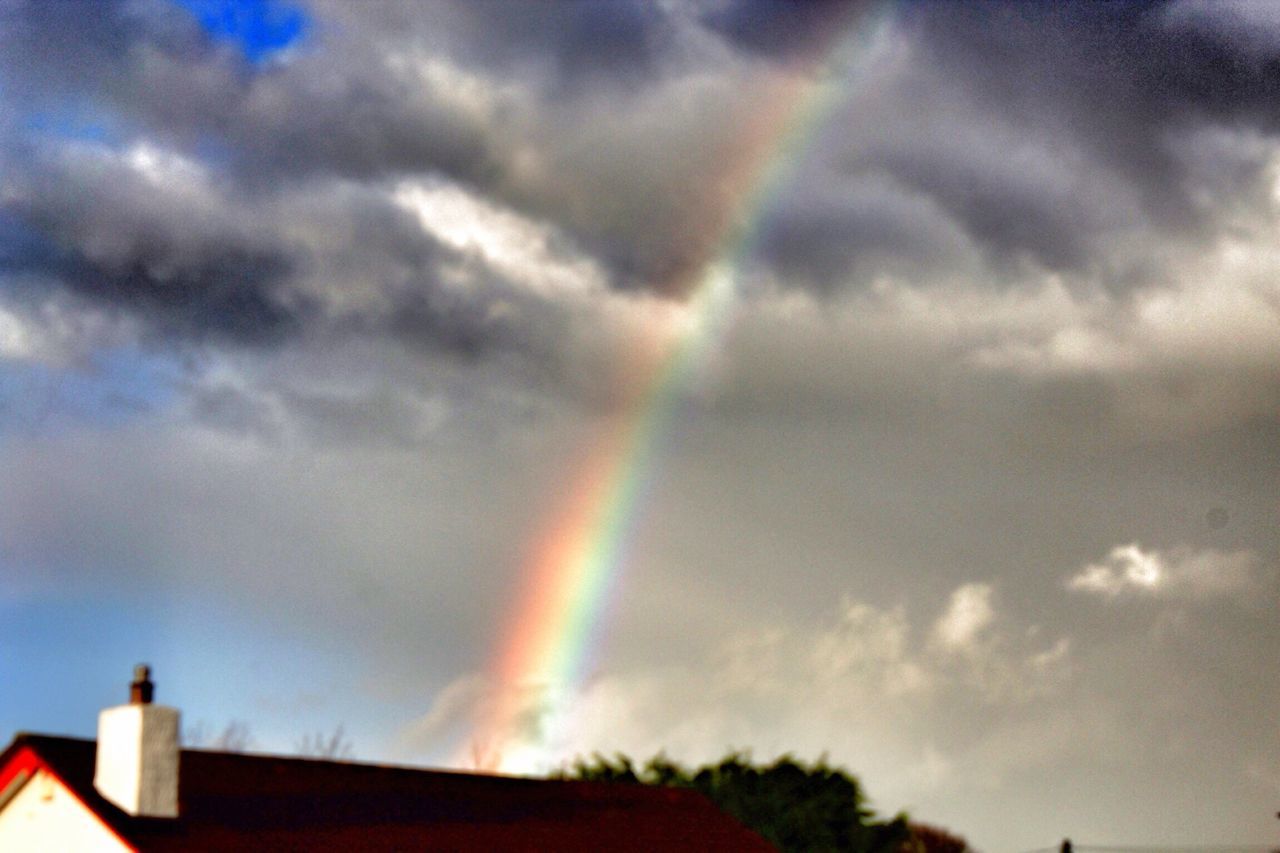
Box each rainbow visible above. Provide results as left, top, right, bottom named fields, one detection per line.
left=466, top=3, right=897, bottom=773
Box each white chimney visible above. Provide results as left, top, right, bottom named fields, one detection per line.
left=94, top=664, right=180, bottom=818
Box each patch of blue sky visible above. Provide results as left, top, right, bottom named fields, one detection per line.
left=0, top=213, right=53, bottom=269
left=158, top=601, right=371, bottom=756
left=0, top=346, right=184, bottom=435
left=190, top=132, right=236, bottom=170
left=171, top=0, right=309, bottom=65
left=23, top=108, right=124, bottom=147
left=0, top=592, right=168, bottom=742
left=0, top=585, right=376, bottom=757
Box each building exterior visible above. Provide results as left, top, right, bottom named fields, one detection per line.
left=0, top=668, right=773, bottom=851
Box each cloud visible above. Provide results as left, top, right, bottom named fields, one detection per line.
left=1162, top=0, right=1280, bottom=61
left=931, top=583, right=995, bottom=652
left=906, top=2, right=1280, bottom=228
left=405, top=582, right=1073, bottom=777
left=391, top=0, right=675, bottom=83
left=2, top=129, right=633, bottom=371
left=1, top=136, right=304, bottom=345
left=1067, top=543, right=1259, bottom=600
left=5, top=0, right=1280, bottom=403
left=1244, top=751, right=1280, bottom=797
left=0, top=306, right=36, bottom=360
left=698, top=0, right=861, bottom=62
left=392, top=179, right=607, bottom=302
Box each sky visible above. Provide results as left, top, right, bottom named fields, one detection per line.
left=1, top=0, right=1278, bottom=849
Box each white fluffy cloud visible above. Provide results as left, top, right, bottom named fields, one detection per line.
left=1067, top=543, right=1259, bottom=600
left=405, top=581, right=1073, bottom=794
left=0, top=306, right=35, bottom=360
left=931, top=582, right=995, bottom=651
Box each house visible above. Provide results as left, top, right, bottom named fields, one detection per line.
left=0, top=667, right=773, bottom=851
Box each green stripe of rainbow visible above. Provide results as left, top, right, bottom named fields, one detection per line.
left=469, top=2, right=897, bottom=773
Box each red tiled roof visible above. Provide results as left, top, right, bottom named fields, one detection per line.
left=1, top=734, right=775, bottom=851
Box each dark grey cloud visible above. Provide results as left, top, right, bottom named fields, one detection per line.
left=3, top=0, right=1280, bottom=419
left=0, top=0, right=499, bottom=182
left=889, top=0, right=1280, bottom=260
left=699, top=0, right=868, bottom=61
left=51, top=245, right=299, bottom=345
left=843, top=139, right=1100, bottom=273
left=2, top=0, right=1279, bottom=413
left=0, top=121, right=567, bottom=365
left=420, top=0, right=674, bottom=82
left=0, top=0, right=201, bottom=106
left=705, top=0, right=1280, bottom=290
left=0, top=0, right=673, bottom=364
left=8, top=0, right=1280, bottom=312
left=753, top=172, right=979, bottom=290
left=0, top=0, right=831, bottom=300
left=0, top=160, right=290, bottom=346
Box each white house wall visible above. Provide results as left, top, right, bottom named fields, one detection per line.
left=0, top=768, right=131, bottom=852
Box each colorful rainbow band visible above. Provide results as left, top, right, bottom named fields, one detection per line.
left=464, top=2, right=896, bottom=773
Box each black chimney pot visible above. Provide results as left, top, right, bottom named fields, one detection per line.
left=130, top=664, right=154, bottom=704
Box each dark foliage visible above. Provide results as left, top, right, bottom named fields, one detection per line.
left=556, top=751, right=911, bottom=853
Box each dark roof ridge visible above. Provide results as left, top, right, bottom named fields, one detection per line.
left=1, top=733, right=777, bottom=851
left=11, top=733, right=640, bottom=786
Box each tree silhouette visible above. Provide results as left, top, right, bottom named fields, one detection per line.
left=557, top=752, right=911, bottom=853
left=295, top=724, right=354, bottom=759
left=181, top=720, right=254, bottom=752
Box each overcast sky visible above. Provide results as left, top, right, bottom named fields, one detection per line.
left=2, top=0, right=1279, bottom=849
